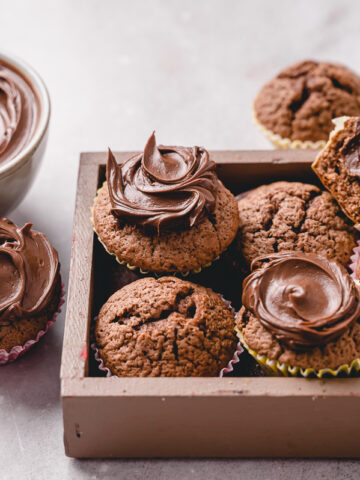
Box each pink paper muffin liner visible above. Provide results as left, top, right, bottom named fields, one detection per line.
left=0, top=283, right=65, bottom=365
left=219, top=342, right=244, bottom=377
left=349, top=240, right=360, bottom=280
left=91, top=293, right=242, bottom=378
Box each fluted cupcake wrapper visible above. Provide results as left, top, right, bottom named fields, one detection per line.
left=91, top=188, right=220, bottom=277
left=349, top=240, right=360, bottom=281
left=0, top=283, right=65, bottom=365
left=91, top=338, right=112, bottom=377
left=235, top=326, right=360, bottom=378
left=92, top=294, right=243, bottom=378
left=252, top=110, right=326, bottom=150
left=219, top=342, right=244, bottom=377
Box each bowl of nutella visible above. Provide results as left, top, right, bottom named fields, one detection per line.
left=0, top=51, right=50, bottom=214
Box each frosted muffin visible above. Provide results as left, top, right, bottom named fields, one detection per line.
left=254, top=60, right=360, bottom=148
left=93, top=133, right=239, bottom=275
left=236, top=252, right=360, bottom=377
left=0, top=218, right=61, bottom=356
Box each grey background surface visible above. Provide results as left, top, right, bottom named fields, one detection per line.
left=1, top=0, right=360, bottom=478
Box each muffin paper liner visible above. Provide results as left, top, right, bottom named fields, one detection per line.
left=92, top=294, right=242, bottom=378
left=252, top=109, right=326, bottom=150
left=349, top=240, right=360, bottom=281
left=235, top=326, right=360, bottom=378
left=0, top=283, right=65, bottom=365
left=91, top=335, right=112, bottom=377
left=91, top=186, right=220, bottom=277
left=219, top=342, right=244, bottom=377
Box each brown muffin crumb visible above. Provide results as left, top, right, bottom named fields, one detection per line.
left=313, top=116, right=360, bottom=224
left=93, top=181, right=239, bottom=274
left=237, top=306, right=360, bottom=370
left=236, top=181, right=357, bottom=266
left=254, top=60, right=360, bottom=142
left=0, top=274, right=62, bottom=352
left=95, top=276, right=237, bottom=377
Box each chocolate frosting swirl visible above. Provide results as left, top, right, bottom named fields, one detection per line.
left=341, top=118, right=360, bottom=176
left=242, top=252, right=360, bottom=350
left=107, top=132, right=218, bottom=232
left=0, top=62, right=39, bottom=165
left=0, top=218, right=59, bottom=323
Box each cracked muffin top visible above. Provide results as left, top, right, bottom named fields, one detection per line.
left=254, top=60, right=360, bottom=142
left=95, top=276, right=237, bottom=377
left=236, top=181, right=357, bottom=266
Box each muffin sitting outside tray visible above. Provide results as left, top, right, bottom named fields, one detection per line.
left=312, top=116, right=360, bottom=227
left=0, top=218, right=62, bottom=359
left=254, top=60, right=360, bottom=149
left=95, top=276, right=237, bottom=377
left=236, top=181, right=357, bottom=267
left=92, top=132, right=239, bottom=275
left=236, top=252, right=360, bottom=377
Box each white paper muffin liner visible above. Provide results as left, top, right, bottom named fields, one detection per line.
left=0, top=283, right=65, bottom=365
left=91, top=293, right=242, bottom=378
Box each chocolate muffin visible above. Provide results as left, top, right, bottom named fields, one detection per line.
left=313, top=116, right=360, bottom=226
left=93, top=133, right=239, bottom=275
left=236, top=252, right=360, bottom=375
left=0, top=218, right=61, bottom=355
left=95, top=276, right=237, bottom=377
left=254, top=60, right=360, bottom=148
left=236, top=181, right=357, bottom=266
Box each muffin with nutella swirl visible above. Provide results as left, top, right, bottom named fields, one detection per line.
left=236, top=252, right=360, bottom=376
left=0, top=218, right=62, bottom=361
left=92, top=133, right=239, bottom=274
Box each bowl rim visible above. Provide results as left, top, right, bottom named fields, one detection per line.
left=0, top=51, right=51, bottom=175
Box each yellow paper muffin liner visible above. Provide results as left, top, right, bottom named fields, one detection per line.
left=235, top=326, right=360, bottom=378
left=252, top=109, right=327, bottom=150
left=91, top=186, right=219, bottom=277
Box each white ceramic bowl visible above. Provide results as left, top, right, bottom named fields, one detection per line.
left=0, top=52, right=50, bottom=215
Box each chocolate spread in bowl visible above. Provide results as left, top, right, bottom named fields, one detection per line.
left=0, top=59, right=40, bottom=166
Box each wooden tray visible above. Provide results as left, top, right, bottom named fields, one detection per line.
left=61, top=150, right=360, bottom=458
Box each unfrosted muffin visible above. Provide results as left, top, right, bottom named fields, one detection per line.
left=236, top=252, right=360, bottom=376
left=93, top=133, right=239, bottom=275
left=236, top=181, right=357, bottom=266
left=0, top=218, right=61, bottom=357
left=95, top=276, right=237, bottom=377
left=254, top=60, right=360, bottom=148
left=313, top=116, right=360, bottom=225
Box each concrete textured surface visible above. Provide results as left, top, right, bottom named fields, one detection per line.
left=1, top=0, right=360, bottom=478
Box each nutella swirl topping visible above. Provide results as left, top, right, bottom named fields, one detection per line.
left=0, top=62, right=39, bottom=165
left=242, top=252, right=360, bottom=350
left=0, top=218, right=59, bottom=323
left=340, top=118, right=360, bottom=176
left=107, top=132, right=218, bottom=232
